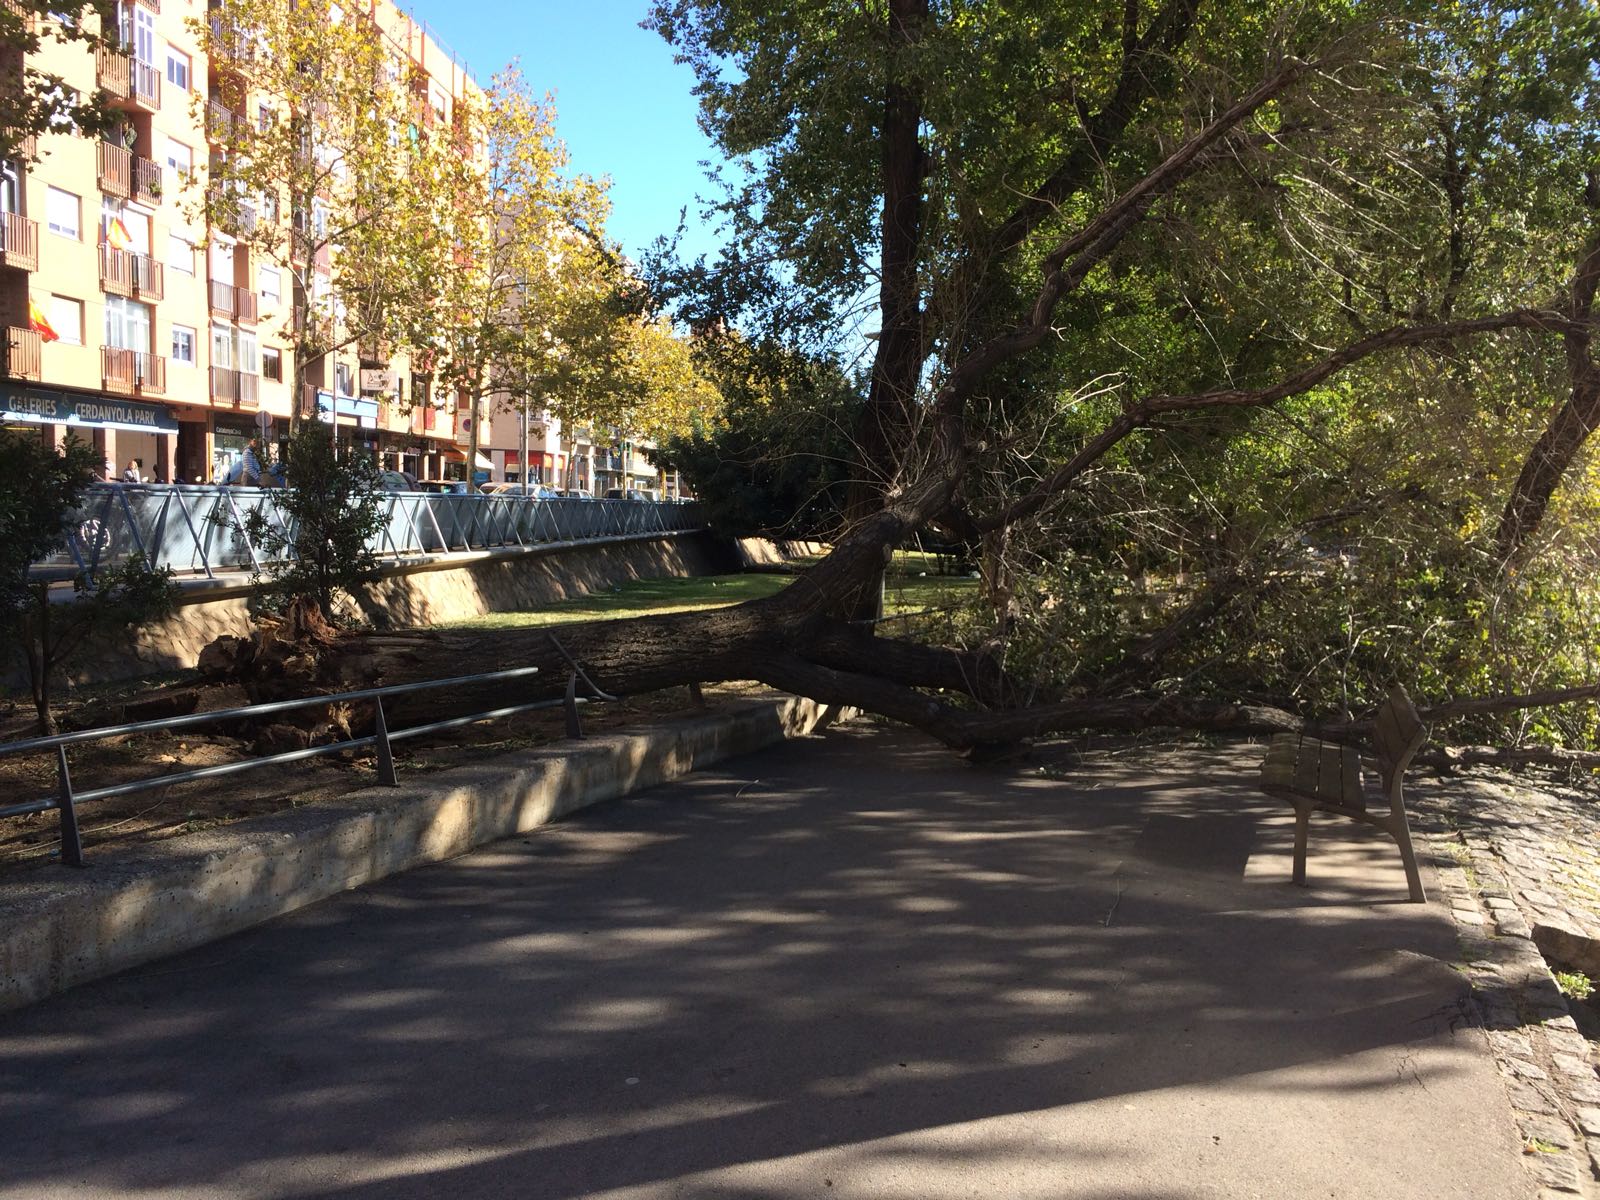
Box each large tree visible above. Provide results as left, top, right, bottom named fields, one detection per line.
left=194, top=0, right=457, bottom=429
left=261, top=1, right=1600, bottom=756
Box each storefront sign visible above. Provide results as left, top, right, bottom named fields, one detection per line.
left=0, top=384, right=178, bottom=435
left=315, top=391, right=380, bottom=430
left=359, top=368, right=397, bottom=394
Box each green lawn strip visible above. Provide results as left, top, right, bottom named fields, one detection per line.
left=434, top=563, right=982, bottom=634
left=436, top=573, right=793, bottom=631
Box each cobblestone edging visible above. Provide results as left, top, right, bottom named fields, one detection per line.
left=1414, top=789, right=1600, bottom=1198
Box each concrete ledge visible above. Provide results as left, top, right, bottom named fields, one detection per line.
left=0, top=695, right=847, bottom=1014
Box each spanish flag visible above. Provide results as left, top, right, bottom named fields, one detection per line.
left=29, top=297, right=59, bottom=343
left=106, top=217, right=132, bottom=251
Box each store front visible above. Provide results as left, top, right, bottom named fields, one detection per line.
left=315, top=391, right=381, bottom=459
left=1, top=382, right=179, bottom=482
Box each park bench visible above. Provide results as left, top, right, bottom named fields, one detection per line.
left=1258, top=684, right=1428, bottom=903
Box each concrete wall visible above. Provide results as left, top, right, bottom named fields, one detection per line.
left=26, top=531, right=790, bottom=688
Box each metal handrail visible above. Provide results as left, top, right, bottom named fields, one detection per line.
left=35, top=486, right=705, bottom=583
left=0, top=654, right=614, bottom=868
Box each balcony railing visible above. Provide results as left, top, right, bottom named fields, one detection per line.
left=205, top=98, right=245, bottom=143
left=97, top=141, right=131, bottom=198
left=209, top=366, right=259, bottom=409
left=102, top=347, right=165, bottom=395
left=132, top=155, right=162, bottom=206
left=2, top=1, right=38, bottom=35
left=130, top=59, right=161, bottom=110
left=207, top=187, right=258, bottom=237
left=100, top=244, right=164, bottom=300
left=96, top=48, right=131, bottom=100
left=16, top=133, right=37, bottom=161
left=208, top=279, right=257, bottom=323
left=1, top=326, right=42, bottom=380
left=357, top=336, right=392, bottom=363
left=0, top=211, right=38, bottom=271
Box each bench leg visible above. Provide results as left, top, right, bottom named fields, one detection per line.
left=1390, top=807, right=1427, bottom=904
left=1292, top=800, right=1311, bottom=887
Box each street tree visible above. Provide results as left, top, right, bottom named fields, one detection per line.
left=0, top=1, right=122, bottom=162
left=246, top=1, right=1600, bottom=759
left=192, top=0, right=457, bottom=429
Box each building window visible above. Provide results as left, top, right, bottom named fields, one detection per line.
left=262, top=346, right=282, bottom=381
left=49, top=295, right=83, bottom=345
left=236, top=329, right=258, bottom=373
left=258, top=266, right=281, bottom=305
left=210, top=323, right=233, bottom=369
left=46, top=186, right=79, bottom=239
left=168, top=232, right=194, bottom=274
left=165, top=49, right=190, bottom=92
left=105, top=296, right=152, bottom=352
left=171, top=324, right=196, bottom=365
left=258, top=104, right=272, bottom=133
left=165, top=138, right=192, bottom=179
left=335, top=361, right=354, bottom=397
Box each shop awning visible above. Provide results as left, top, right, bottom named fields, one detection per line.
left=440, top=449, right=494, bottom=470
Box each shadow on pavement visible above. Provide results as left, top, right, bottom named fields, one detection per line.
left=0, top=724, right=1531, bottom=1199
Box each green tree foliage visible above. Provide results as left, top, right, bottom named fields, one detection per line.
left=645, top=0, right=1600, bottom=748
left=654, top=335, right=862, bottom=537
left=193, top=0, right=459, bottom=428
left=0, top=432, right=175, bottom=733
left=230, top=425, right=386, bottom=623
left=0, top=1, right=122, bottom=162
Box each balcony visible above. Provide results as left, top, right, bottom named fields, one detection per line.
left=207, top=187, right=258, bottom=238
left=2, top=1, right=37, bottom=35
left=205, top=98, right=245, bottom=144
left=100, top=244, right=164, bottom=300
left=96, top=47, right=131, bottom=100
left=1, top=326, right=42, bottom=380
left=16, top=133, right=36, bottom=161
left=132, top=155, right=162, bottom=206
left=102, top=347, right=165, bottom=396
left=209, top=279, right=257, bottom=324
left=209, top=366, right=259, bottom=410
left=97, top=141, right=130, bottom=198
left=0, top=211, right=38, bottom=271
left=130, top=60, right=161, bottom=111
left=357, top=336, right=392, bottom=364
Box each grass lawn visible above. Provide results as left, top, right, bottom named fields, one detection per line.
left=437, top=550, right=982, bottom=633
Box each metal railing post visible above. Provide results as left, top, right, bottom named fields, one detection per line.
left=564, top=671, right=583, bottom=739
left=56, top=746, right=85, bottom=867
left=373, top=698, right=398, bottom=786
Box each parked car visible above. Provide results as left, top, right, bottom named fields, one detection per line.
left=559, top=488, right=595, bottom=501
left=480, top=482, right=559, bottom=499
left=602, top=488, right=654, bottom=501
left=378, top=470, right=420, bottom=492
left=420, top=480, right=468, bottom=495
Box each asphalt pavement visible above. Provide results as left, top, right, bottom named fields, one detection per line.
left=0, top=723, right=1533, bottom=1199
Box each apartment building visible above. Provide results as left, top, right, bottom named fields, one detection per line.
left=0, top=0, right=481, bottom=482
left=483, top=401, right=684, bottom=499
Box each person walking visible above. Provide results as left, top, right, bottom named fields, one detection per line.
left=241, top=440, right=262, bottom=487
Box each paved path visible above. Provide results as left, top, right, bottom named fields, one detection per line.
left=0, top=725, right=1534, bottom=1199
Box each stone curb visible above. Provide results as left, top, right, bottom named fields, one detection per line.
left=0, top=695, right=847, bottom=1015
left=1415, top=810, right=1600, bottom=1197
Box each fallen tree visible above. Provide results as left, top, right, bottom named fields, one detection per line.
left=205, top=2, right=1600, bottom=761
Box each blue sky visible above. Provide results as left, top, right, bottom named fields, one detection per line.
left=398, top=0, right=725, bottom=266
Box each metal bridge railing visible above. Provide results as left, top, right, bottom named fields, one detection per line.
left=0, top=637, right=620, bottom=867
left=34, top=485, right=705, bottom=582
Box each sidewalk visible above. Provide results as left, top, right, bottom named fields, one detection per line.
left=0, top=724, right=1541, bottom=1198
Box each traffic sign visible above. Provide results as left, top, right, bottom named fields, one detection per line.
left=255, top=411, right=274, bottom=435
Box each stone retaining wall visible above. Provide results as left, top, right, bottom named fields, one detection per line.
left=32, top=530, right=779, bottom=688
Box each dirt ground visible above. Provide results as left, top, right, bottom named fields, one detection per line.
left=0, top=674, right=770, bottom=877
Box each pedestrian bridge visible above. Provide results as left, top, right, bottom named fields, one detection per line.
left=35, top=484, right=705, bottom=582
